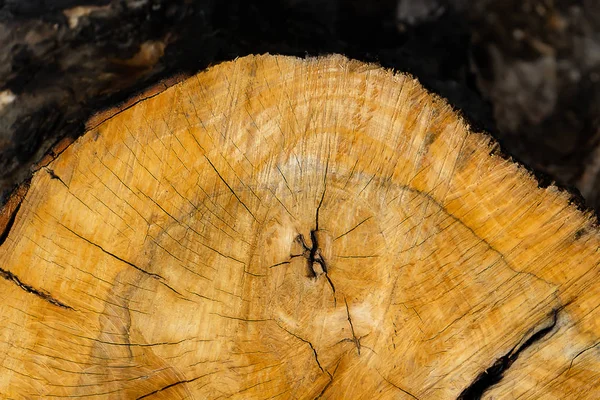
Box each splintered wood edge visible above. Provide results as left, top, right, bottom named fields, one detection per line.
left=2, top=53, right=600, bottom=399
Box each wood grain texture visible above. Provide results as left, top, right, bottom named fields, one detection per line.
left=1, top=54, right=599, bottom=399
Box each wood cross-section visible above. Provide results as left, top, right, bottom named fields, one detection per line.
left=1, top=55, right=599, bottom=399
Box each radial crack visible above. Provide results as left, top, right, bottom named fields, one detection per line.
left=457, top=307, right=562, bottom=400
left=344, top=297, right=361, bottom=355
left=204, top=156, right=257, bottom=222
left=136, top=371, right=218, bottom=400
left=0, top=266, right=74, bottom=310
left=381, top=375, right=420, bottom=400
left=315, top=149, right=330, bottom=231
left=59, top=223, right=184, bottom=297
left=45, top=168, right=68, bottom=188
left=314, top=359, right=341, bottom=399
left=276, top=322, right=325, bottom=373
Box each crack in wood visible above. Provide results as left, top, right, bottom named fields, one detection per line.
left=344, top=297, right=361, bottom=355
left=569, top=340, right=600, bottom=371
left=457, top=306, right=562, bottom=400
left=135, top=370, right=218, bottom=400
left=376, top=369, right=421, bottom=400
left=204, top=155, right=257, bottom=222
left=290, top=165, right=340, bottom=306
left=58, top=222, right=185, bottom=298
left=275, top=321, right=325, bottom=374
left=313, top=359, right=341, bottom=400
left=60, top=223, right=163, bottom=281
left=0, top=266, right=74, bottom=310
left=296, top=233, right=336, bottom=299
left=45, top=168, right=68, bottom=188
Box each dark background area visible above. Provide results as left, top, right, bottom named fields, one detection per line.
left=2, top=0, right=600, bottom=211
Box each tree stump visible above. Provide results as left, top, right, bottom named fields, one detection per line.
left=1, top=55, right=599, bottom=399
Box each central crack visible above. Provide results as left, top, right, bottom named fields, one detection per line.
left=295, top=179, right=337, bottom=299
left=296, top=232, right=336, bottom=298
left=292, top=163, right=338, bottom=303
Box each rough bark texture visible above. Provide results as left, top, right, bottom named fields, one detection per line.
left=4, top=0, right=600, bottom=212
left=1, top=55, right=599, bottom=399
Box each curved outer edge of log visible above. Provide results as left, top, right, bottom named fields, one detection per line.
left=1, top=54, right=594, bottom=234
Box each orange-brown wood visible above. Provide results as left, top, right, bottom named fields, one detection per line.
left=1, top=55, right=599, bottom=399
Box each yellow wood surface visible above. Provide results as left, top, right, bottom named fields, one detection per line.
left=1, top=55, right=599, bottom=399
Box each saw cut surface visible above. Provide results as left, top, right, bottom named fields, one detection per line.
left=1, top=55, right=600, bottom=399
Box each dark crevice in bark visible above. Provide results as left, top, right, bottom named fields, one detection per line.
left=0, top=180, right=29, bottom=248
left=457, top=307, right=562, bottom=400
left=0, top=266, right=74, bottom=310
left=0, top=199, right=21, bottom=247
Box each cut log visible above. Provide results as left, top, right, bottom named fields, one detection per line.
left=0, top=54, right=599, bottom=399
